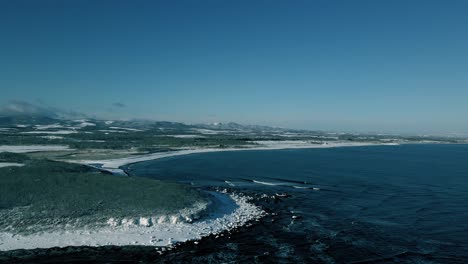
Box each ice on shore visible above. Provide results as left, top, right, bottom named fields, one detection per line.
left=0, top=192, right=265, bottom=251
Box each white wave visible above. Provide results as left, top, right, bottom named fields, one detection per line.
left=252, top=180, right=283, bottom=186
left=0, top=192, right=265, bottom=251
left=293, top=186, right=310, bottom=189
left=41, top=135, right=64, bottom=140
left=225, top=180, right=235, bottom=186
left=0, top=162, right=24, bottom=168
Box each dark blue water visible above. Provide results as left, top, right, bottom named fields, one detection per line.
left=129, top=144, right=468, bottom=263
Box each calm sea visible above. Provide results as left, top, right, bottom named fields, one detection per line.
left=130, top=144, right=468, bottom=263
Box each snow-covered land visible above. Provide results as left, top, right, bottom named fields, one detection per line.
left=34, top=124, right=65, bottom=130
left=168, top=135, right=207, bottom=138
left=75, top=141, right=397, bottom=175
left=0, top=145, right=71, bottom=153
left=21, top=130, right=78, bottom=135
left=0, top=191, right=264, bottom=251
left=109, top=127, right=145, bottom=132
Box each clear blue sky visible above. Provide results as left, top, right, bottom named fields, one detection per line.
left=1, top=0, right=467, bottom=135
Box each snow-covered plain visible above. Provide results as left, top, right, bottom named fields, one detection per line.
left=0, top=191, right=265, bottom=251
left=34, top=124, right=65, bottom=130
left=73, top=120, right=96, bottom=128
left=191, top=128, right=228, bottom=134
left=109, top=127, right=145, bottom=132
left=0, top=145, right=71, bottom=153
left=21, top=130, right=77, bottom=135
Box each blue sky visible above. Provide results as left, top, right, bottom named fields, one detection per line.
left=1, top=1, right=467, bottom=135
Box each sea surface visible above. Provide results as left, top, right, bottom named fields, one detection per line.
left=129, top=144, right=468, bottom=263
left=2, top=144, right=468, bottom=263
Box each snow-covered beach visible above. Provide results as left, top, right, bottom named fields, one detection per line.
left=0, top=191, right=264, bottom=251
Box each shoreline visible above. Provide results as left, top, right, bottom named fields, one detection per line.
left=0, top=191, right=265, bottom=251
left=76, top=141, right=399, bottom=176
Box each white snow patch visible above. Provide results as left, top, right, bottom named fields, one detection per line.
left=22, top=130, right=77, bottom=135
left=0, top=145, right=71, bottom=153
left=252, top=180, right=283, bottom=186
left=192, top=128, right=222, bottom=135
left=109, top=127, right=144, bottom=132
left=76, top=121, right=96, bottom=128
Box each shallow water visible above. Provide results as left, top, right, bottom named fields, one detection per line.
left=129, top=144, right=468, bottom=263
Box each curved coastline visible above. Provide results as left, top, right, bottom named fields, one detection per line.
left=1, top=142, right=396, bottom=251
left=78, top=141, right=398, bottom=176
left=0, top=191, right=264, bottom=251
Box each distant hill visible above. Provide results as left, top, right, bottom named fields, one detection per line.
left=194, top=122, right=285, bottom=132
left=0, top=114, right=288, bottom=133
left=0, top=115, right=61, bottom=127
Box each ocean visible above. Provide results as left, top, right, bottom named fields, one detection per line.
left=129, top=144, right=468, bottom=263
